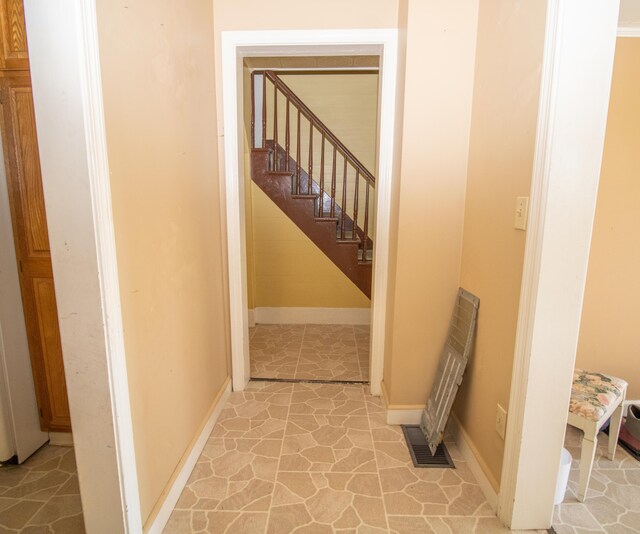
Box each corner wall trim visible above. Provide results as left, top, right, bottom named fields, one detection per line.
left=447, top=415, right=498, bottom=511
left=253, top=307, right=371, bottom=325
left=146, top=378, right=232, bottom=534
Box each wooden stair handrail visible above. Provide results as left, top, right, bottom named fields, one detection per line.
left=262, top=70, right=376, bottom=186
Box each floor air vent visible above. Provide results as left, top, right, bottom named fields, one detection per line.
left=401, top=425, right=455, bottom=468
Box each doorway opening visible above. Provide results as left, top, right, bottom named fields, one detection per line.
left=221, top=29, right=399, bottom=395
left=242, top=56, right=379, bottom=384
left=552, top=33, right=640, bottom=533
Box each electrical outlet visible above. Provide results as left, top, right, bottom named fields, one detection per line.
left=514, top=196, right=529, bottom=230
left=496, top=404, right=507, bottom=440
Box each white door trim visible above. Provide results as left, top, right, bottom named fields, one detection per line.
left=24, top=1, right=141, bottom=532
left=221, top=29, right=398, bottom=394
left=497, top=0, right=620, bottom=529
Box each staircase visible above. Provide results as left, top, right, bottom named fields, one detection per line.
left=250, top=70, right=375, bottom=298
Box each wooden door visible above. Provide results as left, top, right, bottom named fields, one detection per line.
left=0, top=0, right=28, bottom=71
left=0, top=74, right=71, bottom=431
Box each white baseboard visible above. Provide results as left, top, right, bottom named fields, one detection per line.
left=253, top=307, right=371, bottom=325
left=447, top=414, right=498, bottom=511
left=146, top=378, right=232, bottom=534
left=48, top=432, right=74, bottom=447
left=386, top=408, right=422, bottom=425
left=617, top=26, right=640, bottom=37
left=248, top=309, right=256, bottom=328
left=380, top=381, right=423, bottom=424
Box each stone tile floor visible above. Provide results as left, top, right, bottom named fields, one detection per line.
left=553, top=425, right=640, bottom=534
left=249, top=325, right=370, bottom=382
left=164, top=381, right=547, bottom=533
left=0, top=445, right=84, bottom=533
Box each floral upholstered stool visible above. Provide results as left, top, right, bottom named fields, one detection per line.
left=568, top=368, right=627, bottom=502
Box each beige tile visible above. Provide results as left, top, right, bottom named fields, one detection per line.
left=245, top=381, right=293, bottom=393
left=23, top=447, right=68, bottom=471
left=388, top=515, right=435, bottom=533
left=212, top=390, right=290, bottom=439
left=27, top=495, right=83, bottom=526
left=161, top=380, right=639, bottom=534
left=0, top=444, right=83, bottom=533
left=268, top=472, right=387, bottom=533
left=0, top=500, right=43, bottom=530
left=295, top=353, right=362, bottom=381
left=2, top=471, right=70, bottom=500
left=554, top=425, right=640, bottom=533
left=266, top=503, right=313, bottom=534
left=289, top=383, right=367, bottom=416
left=281, top=415, right=375, bottom=473
left=0, top=468, right=29, bottom=491
left=172, top=438, right=280, bottom=516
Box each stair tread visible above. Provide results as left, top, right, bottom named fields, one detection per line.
left=253, top=137, right=373, bottom=298
left=266, top=171, right=295, bottom=177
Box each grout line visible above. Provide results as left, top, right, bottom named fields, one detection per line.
left=264, top=375, right=294, bottom=534
left=292, top=324, right=305, bottom=380
left=17, top=448, right=76, bottom=529
left=364, top=381, right=391, bottom=530
left=351, top=324, right=364, bottom=382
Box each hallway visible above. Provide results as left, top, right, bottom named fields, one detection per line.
left=163, top=381, right=532, bottom=533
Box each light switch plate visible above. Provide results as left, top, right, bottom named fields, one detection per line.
left=515, top=196, right=529, bottom=230
left=496, top=404, right=507, bottom=440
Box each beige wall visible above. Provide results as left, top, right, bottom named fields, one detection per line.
left=576, top=38, right=640, bottom=400
left=277, top=73, right=379, bottom=175
left=619, top=0, right=640, bottom=26
left=454, top=0, right=547, bottom=488
left=213, top=0, right=397, bottom=314
left=213, top=0, right=398, bottom=37
left=383, top=0, right=479, bottom=407
left=251, top=184, right=370, bottom=307
left=245, top=72, right=377, bottom=309
left=97, top=0, right=230, bottom=525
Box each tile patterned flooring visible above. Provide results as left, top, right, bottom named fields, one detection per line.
left=249, top=325, right=370, bottom=382
left=553, top=425, right=640, bottom=534
left=3, top=328, right=632, bottom=532
left=164, top=381, right=526, bottom=533
left=0, top=445, right=84, bottom=533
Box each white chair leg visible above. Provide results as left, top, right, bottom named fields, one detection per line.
left=578, top=433, right=597, bottom=502
left=608, top=396, right=626, bottom=461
